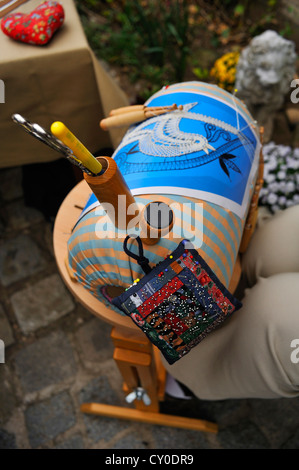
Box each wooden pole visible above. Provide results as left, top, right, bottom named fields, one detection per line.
left=83, top=156, right=137, bottom=230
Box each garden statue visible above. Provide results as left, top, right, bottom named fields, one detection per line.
left=235, top=30, right=297, bottom=142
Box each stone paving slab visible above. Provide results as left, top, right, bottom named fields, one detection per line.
left=14, top=330, right=77, bottom=394
left=4, top=199, right=44, bottom=232
left=0, top=366, right=17, bottom=424
left=0, top=304, right=14, bottom=347
left=282, top=427, right=299, bottom=449
left=0, top=234, right=47, bottom=287
left=79, top=375, right=130, bottom=444
left=11, top=273, right=75, bottom=334
left=110, top=428, right=151, bottom=450
left=216, top=421, right=270, bottom=449
left=0, top=428, right=17, bottom=449
left=74, top=317, right=114, bottom=366
left=0, top=167, right=23, bottom=203
left=54, top=434, right=85, bottom=449
left=25, top=391, right=76, bottom=448
left=152, top=425, right=210, bottom=450
left=250, top=398, right=299, bottom=448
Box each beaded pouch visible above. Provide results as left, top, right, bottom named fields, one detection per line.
left=112, top=237, right=242, bottom=365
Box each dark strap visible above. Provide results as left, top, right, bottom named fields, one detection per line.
left=123, top=235, right=152, bottom=275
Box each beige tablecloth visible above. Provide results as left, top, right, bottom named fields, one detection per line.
left=0, top=0, right=129, bottom=168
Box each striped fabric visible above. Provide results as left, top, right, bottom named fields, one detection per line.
left=68, top=194, right=243, bottom=314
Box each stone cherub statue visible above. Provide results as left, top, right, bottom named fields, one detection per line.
left=235, top=30, right=297, bottom=142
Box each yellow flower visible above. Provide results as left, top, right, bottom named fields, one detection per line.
left=209, top=51, right=240, bottom=91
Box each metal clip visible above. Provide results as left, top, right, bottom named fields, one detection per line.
left=12, top=114, right=95, bottom=175
left=125, top=387, right=151, bottom=406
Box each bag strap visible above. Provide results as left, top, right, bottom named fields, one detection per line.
left=123, top=235, right=152, bottom=275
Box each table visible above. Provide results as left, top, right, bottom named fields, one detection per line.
left=0, top=0, right=129, bottom=168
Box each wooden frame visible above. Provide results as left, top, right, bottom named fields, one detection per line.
left=239, top=127, right=264, bottom=253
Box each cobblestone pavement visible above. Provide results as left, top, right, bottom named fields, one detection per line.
left=0, top=164, right=299, bottom=450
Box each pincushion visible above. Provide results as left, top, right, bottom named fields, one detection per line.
left=1, top=1, right=64, bottom=45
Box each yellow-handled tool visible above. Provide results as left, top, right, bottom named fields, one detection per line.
left=51, top=121, right=102, bottom=175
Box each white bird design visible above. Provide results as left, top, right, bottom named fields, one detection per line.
left=114, top=102, right=246, bottom=158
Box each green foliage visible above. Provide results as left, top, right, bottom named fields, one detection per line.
left=192, top=66, right=209, bottom=80
left=79, top=0, right=190, bottom=99
left=279, top=23, right=293, bottom=38
left=77, top=0, right=297, bottom=100
left=233, top=4, right=245, bottom=16
left=82, top=0, right=101, bottom=8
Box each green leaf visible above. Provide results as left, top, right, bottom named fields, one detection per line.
left=144, top=47, right=164, bottom=54
left=168, top=23, right=183, bottom=46
left=192, top=67, right=209, bottom=80
left=234, top=4, right=245, bottom=16
left=221, top=27, right=230, bottom=38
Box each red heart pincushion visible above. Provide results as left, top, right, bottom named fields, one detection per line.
left=1, top=1, right=64, bottom=46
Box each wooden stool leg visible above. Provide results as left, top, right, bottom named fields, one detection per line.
left=112, top=326, right=160, bottom=412
left=113, top=346, right=159, bottom=412
left=80, top=325, right=219, bottom=433
left=80, top=403, right=218, bottom=433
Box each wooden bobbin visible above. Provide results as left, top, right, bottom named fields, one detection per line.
left=100, top=104, right=179, bottom=130
left=83, top=156, right=137, bottom=230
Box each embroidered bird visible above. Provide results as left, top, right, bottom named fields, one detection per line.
left=113, top=103, right=252, bottom=178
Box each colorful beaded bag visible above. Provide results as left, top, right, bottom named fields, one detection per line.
left=112, top=236, right=242, bottom=365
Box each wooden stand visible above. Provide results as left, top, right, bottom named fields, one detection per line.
left=239, top=127, right=264, bottom=253
left=81, top=326, right=217, bottom=433
left=53, top=180, right=219, bottom=433
left=53, top=126, right=264, bottom=432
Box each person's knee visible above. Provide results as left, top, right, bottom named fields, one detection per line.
left=241, top=273, right=299, bottom=395
left=242, top=205, right=299, bottom=286
left=242, top=273, right=298, bottom=324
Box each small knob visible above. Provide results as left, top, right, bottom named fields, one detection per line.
left=144, top=201, right=173, bottom=229
left=140, top=201, right=174, bottom=245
